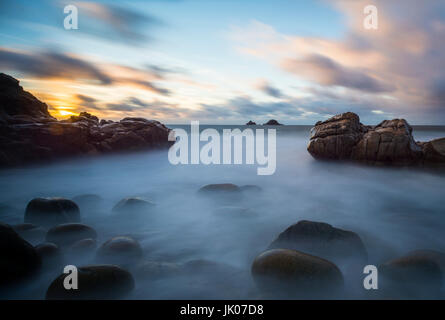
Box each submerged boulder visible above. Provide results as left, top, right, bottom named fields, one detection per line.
left=46, top=265, right=135, bottom=300
left=307, top=112, right=445, bottom=165
left=24, top=198, right=80, bottom=227
left=46, top=223, right=97, bottom=247
left=268, top=220, right=367, bottom=265
left=96, top=236, right=143, bottom=265
left=251, top=249, right=343, bottom=297
left=35, top=242, right=64, bottom=267
left=112, top=197, right=155, bottom=216
left=379, top=250, right=445, bottom=298
left=0, top=223, right=41, bottom=286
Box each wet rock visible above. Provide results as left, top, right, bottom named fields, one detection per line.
left=251, top=249, right=343, bottom=298
left=69, top=238, right=97, bottom=254
left=269, top=220, right=367, bottom=265
left=134, top=261, right=181, bottom=280
left=46, top=265, right=135, bottom=300
left=198, top=184, right=243, bottom=203
left=199, top=183, right=240, bottom=193
left=46, top=223, right=97, bottom=247
left=307, top=112, right=445, bottom=165
left=0, top=223, right=41, bottom=286
left=97, top=236, right=143, bottom=265
left=112, top=197, right=155, bottom=216
left=263, top=119, right=282, bottom=125
left=24, top=198, right=80, bottom=227
left=35, top=242, right=63, bottom=267
left=12, top=223, right=46, bottom=245
left=379, top=250, right=445, bottom=298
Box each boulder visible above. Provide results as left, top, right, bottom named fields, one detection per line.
left=268, top=220, right=367, bottom=265
left=263, top=119, right=282, bottom=125
left=198, top=184, right=242, bottom=203
left=307, top=112, right=445, bottom=165
left=379, top=250, right=445, bottom=298
left=0, top=223, right=41, bottom=286
left=199, top=183, right=240, bottom=193
left=12, top=223, right=46, bottom=244
left=69, top=238, right=97, bottom=254
left=24, top=198, right=80, bottom=227
left=251, top=249, right=343, bottom=297
left=46, top=223, right=97, bottom=247
left=46, top=265, right=135, bottom=300
left=112, top=197, right=155, bottom=216
left=35, top=242, right=63, bottom=267
left=96, top=236, right=143, bottom=265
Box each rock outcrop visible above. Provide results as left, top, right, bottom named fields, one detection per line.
left=246, top=120, right=256, bottom=125
left=307, top=112, right=445, bottom=165
left=263, top=119, right=282, bottom=125
left=0, top=73, right=172, bottom=167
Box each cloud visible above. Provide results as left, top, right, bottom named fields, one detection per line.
left=256, top=80, right=286, bottom=98
left=73, top=1, right=163, bottom=45
left=0, top=47, right=112, bottom=84
left=0, top=47, right=171, bottom=96
left=231, top=1, right=445, bottom=121
left=282, top=54, right=394, bottom=93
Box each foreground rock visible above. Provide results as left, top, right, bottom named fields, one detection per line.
left=0, top=73, right=171, bottom=167
left=307, top=112, right=445, bottom=165
left=251, top=249, right=343, bottom=298
left=46, top=265, right=135, bottom=299
left=0, top=223, right=41, bottom=286
left=269, top=220, right=367, bottom=265
left=25, top=198, right=80, bottom=227
left=379, top=250, right=445, bottom=298
left=46, top=223, right=97, bottom=247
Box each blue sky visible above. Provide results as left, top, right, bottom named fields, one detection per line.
left=1, top=0, right=445, bottom=124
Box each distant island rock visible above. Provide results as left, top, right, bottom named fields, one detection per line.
left=307, top=112, right=445, bottom=165
left=246, top=120, right=256, bottom=125
left=263, top=119, right=282, bottom=125
left=0, top=73, right=171, bottom=167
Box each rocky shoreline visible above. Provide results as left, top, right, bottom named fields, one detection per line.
left=2, top=183, right=445, bottom=299
left=0, top=73, right=172, bottom=168
left=307, top=112, right=445, bottom=165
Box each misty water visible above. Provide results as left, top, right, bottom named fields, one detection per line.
left=1, top=125, right=445, bottom=299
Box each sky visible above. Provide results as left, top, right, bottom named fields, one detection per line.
left=1, top=0, right=445, bottom=124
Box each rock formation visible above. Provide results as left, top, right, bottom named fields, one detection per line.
left=263, top=119, right=282, bottom=125
left=246, top=120, right=256, bottom=125
left=0, top=73, right=172, bottom=167
left=307, top=112, right=445, bottom=165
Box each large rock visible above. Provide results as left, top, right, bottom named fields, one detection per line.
left=307, top=112, right=445, bottom=165
left=35, top=242, right=64, bottom=267
left=379, top=250, right=445, bottom=298
left=0, top=223, right=41, bottom=286
left=251, top=249, right=343, bottom=297
left=268, top=220, right=367, bottom=265
left=24, top=198, right=81, bottom=227
left=46, top=265, right=135, bottom=300
left=46, top=223, right=97, bottom=247
left=0, top=73, right=172, bottom=167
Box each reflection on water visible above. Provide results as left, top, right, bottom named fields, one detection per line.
left=1, top=126, right=445, bottom=299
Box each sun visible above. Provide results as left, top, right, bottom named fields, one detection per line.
left=58, top=110, right=76, bottom=116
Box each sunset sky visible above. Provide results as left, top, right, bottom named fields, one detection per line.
left=1, top=0, right=445, bottom=124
